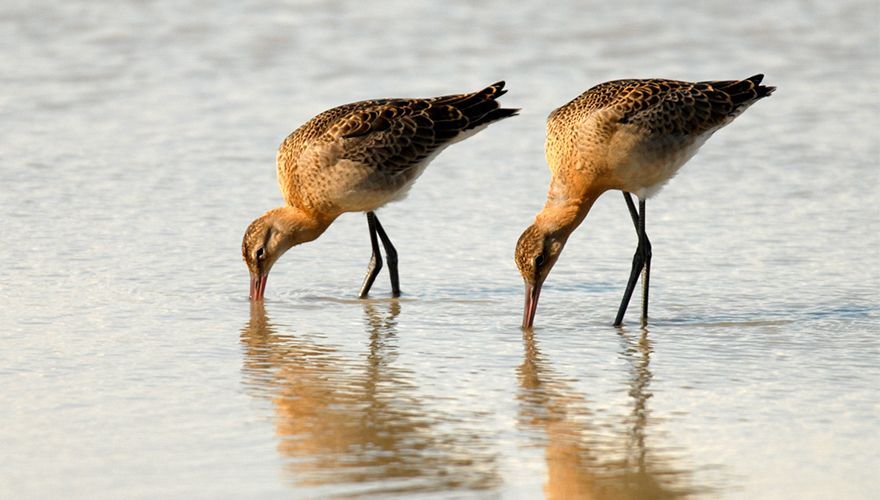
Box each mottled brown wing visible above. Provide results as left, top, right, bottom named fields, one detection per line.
left=324, top=82, right=517, bottom=177
left=618, top=75, right=774, bottom=136
left=571, top=79, right=647, bottom=114
left=326, top=100, right=469, bottom=177
left=432, top=81, right=519, bottom=131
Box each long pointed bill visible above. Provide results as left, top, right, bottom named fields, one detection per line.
left=522, top=281, right=542, bottom=329
left=249, top=272, right=268, bottom=301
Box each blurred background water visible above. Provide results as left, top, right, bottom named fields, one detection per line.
left=1, top=0, right=878, bottom=498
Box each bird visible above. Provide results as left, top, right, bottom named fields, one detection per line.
left=515, top=74, right=775, bottom=328
left=243, top=82, right=518, bottom=300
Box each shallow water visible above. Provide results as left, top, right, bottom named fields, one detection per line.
left=2, top=1, right=878, bottom=498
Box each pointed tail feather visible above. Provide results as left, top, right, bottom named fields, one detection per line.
left=705, top=74, right=775, bottom=108
left=458, top=81, right=519, bottom=129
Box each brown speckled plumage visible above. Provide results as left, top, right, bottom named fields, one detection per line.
left=276, top=81, right=518, bottom=217
left=545, top=74, right=775, bottom=198
left=517, top=74, right=775, bottom=327
left=242, top=82, right=517, bottom=299
left=550, top=75, right=773, bottom=134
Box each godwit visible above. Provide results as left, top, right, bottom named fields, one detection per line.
left=516, top=75, right=775, bottom=328
left=243, top=82, right=517, bottom=300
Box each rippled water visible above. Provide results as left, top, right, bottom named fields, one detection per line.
left=2, top=1, right=878, bottom=498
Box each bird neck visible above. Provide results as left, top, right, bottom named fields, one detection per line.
left=267, top=206, right=334, bottom=247
left=534, top=179, right=602, bottom=237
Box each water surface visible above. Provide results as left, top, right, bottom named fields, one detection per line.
left=1, top=1, right=878, bottom=498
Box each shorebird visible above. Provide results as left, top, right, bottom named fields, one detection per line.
left=516, top=74, right=775, bottom=328
left=243, top=82, right=517, bottom=300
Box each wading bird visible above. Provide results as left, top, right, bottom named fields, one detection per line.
left=244, top=82, right=517, bottom=300
left=515, top=75, right=774, bottom=328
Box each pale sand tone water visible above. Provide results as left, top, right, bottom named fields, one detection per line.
left=1, top=1, right=878, bottom=498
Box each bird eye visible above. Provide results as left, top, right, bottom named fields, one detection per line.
left=534, top=254, right=545, bottom=267
left=255, top=247, right=265, bottom=260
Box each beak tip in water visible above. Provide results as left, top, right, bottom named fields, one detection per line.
left=523, top=282, right=541, bottom=330
left=249, top=273, right=268, bottom=301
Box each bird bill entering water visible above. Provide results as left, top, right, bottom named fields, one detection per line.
left=249, top=273, right=268, bottom=301
left=523, top=282, right=542, bottom=329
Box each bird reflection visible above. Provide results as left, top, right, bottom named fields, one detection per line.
left=240, top=301, right=497, bottom=495
left=517, top=328, right=699, bottom=499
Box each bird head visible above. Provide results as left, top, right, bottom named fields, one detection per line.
left=515, top=224, right=567, bottom=329
left=241, top=208, right=326, bottom=301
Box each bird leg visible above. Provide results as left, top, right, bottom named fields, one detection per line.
left=371, top=213, right=401, bottom=297
left=639, top=199, right=652, bottom=326
left=359, top=212, right=384, bottom=298
left=614, top=193, right=652, bottom=326
left=624, top=190, right=640, bottom=231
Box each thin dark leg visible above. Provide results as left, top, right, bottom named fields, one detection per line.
left=614, top=195, right=651, bottom=326
left=359, top=212, right=383, bottom=298
left=371, top=214, right=401, bottom=297
left=614, top=240, right=645, bottom=326
left=639, top=200, right=651, bottom=326
left=624, top=192, right=639, bottom=232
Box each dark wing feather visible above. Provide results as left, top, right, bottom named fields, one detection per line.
left=321, top=82, right=518, bottom=177
left=429, top=81, right=519, bottom=130
left=618, top=75, right=775, bottom=135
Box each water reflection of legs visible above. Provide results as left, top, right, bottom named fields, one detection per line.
left=362, top=299, right=401, bottom=340
left=240, top=301, right=497, bottom=496
left=618, top=326, right=653, bottom=486
left=517, top=328, right=696, bottom=499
